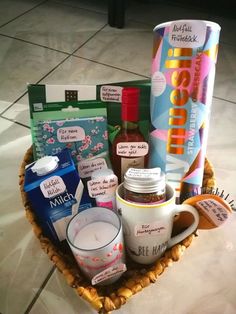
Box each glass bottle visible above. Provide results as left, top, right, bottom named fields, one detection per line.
left=112, top=87, right=149, bottom=183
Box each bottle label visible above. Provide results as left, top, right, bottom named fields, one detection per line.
left=116, top=142, right=149, bottom=157
left=121, top=157, right=145, bottom=179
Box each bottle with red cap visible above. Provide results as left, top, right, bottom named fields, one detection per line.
left=111, top=87, right=149, bottom=183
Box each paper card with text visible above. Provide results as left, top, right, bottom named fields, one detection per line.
left=169, top=20, right=207, bottom=48
left=100, top=85, right=123, bottom=102
left=134, top=221, right=168, bottom=237
left=92, top=263, right=127, bottom=285
left=87, top=174, right=118, bottom=198
left=78, top=158, right=108, bottom=178
left=126, top=167, right=161, bottom=178
left=116, top=142, right=149, bottom=157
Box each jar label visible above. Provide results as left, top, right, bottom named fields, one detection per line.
left=117, top=142, right=149, bottom=157
left=121, top=157, right=145, bottom=179
left=87, top=175, right=118, bottom=198
left=135, top=221, right=168, bottom=237
left=126, top=167, right=161, bottom=178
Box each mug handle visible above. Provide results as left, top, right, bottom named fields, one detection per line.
left=167, top=204, right=199, bottom=249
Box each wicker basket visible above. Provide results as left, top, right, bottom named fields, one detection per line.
left=19, top=146, right=216, bottom=313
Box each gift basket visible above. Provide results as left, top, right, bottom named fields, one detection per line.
left=19, top=150, right=215, bottom=313
left=19, top=20, right=230, bottom=313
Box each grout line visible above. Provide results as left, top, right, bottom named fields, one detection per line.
left=73, top=54, right=150, bottom=78
left=0, top=91, right=28, bottom=116
left=34, top=23, right=109, bottom=83
left=213, top=96, right=236, bottom=105
left=0, top=115, right=30, bottom=129
left=0, top=0, right=49, bottom=29
left=0, top=33, right=70, bottom=56
left=24, top=266, right=56, bottom=314
left=71, top=23, right=108, bottom=54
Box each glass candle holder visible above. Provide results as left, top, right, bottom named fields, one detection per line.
left=66, top=207, right=126, bottom=285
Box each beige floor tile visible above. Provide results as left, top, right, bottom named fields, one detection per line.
left=207, top=98, right=236, bottom=202
left=0, top=100, right=12, bottom=114
left=0, top=1, right=107, bottom=53
left=74, top=22, right=153, bottom=76
left=214, top=43, right=236, bottom=102
left=42, top=55, right=146, bottom=84
left=2, top=95, right=30, bottom=127
left=0, top=35, right=67, bottom=103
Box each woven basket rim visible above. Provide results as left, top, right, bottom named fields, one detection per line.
left=19, top=146, right=216, bottom=313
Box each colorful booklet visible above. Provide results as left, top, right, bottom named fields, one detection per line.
left=33, top=116, right=108, bottom=165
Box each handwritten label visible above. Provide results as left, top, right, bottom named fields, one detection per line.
left=126, top=167, right=161, bottom=178
left=169, top=21, right=206, bottom=48
left=100, top=85, right=123, bottom=102
left=135, top=221, right=167, bottom=237
left=197, top=199, right=229, bottom=226
left=40, top=176, right=66, bottom=198
left=117, top=142, right=149, bottom=157
left=87, top=175, right=118, bottom=198
left=92, top=263, right=127, bottom=285
left=57, top=126, right=85, bottom=143
left=78, top=158, right=107, bottom=178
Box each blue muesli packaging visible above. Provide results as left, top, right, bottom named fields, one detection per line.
left=24, top=149, right=92, bottom=245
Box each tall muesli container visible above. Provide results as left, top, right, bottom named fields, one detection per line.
left=148, top=20, right=220, bottom=202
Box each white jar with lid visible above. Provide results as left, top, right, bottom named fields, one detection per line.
left=91, top=168, right=117, bottom=210
left=123, top=167, right=166, bottom=204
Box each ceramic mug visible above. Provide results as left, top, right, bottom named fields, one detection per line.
left=116, top=183, right=199, bottom=264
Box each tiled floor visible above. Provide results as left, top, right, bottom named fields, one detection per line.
left=0, top=1, right=236, bottom=313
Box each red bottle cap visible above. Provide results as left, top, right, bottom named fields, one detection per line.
left=121, top=87, right=140, bottom=122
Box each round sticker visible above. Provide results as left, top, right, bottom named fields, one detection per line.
left=151, top=71, right=166, bottom=97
